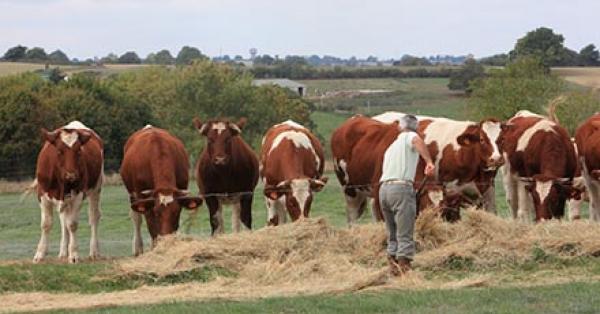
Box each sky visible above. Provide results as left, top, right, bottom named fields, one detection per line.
left=0, top=0, right=598, bottom=60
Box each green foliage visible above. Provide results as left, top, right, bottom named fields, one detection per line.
left=24, top=47, right=48, bottom=62
left=579, top=44, right=600, bottom=66
left=48, top=50, right=70, bottom=65
left=2, top=45, right=27, bottom=61
left=395, top=55, right=432, bottom=66
left=176, top=46, right=206, bottom=65
left=510, top=27, right=567, bottom=68
left=553, top=91, right=600, bottom=135
left=154, top=49, right=175, bottom=65
left=252, top=65, right=454, bottom=80
left=447, top=59, right=485, bottom=94
left=100, top=53, right=118, bottom=64
left=469, top=57, right=564, bottom=120
left=118, top=51, right=141, bottom=64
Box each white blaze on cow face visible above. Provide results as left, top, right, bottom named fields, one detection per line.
left=158, top=193, right=174, bottom=206
left=212, top=122, right=227, bottom=135
left=270, top=130, right=320, bottom=169
left=516, top=120, right=557, bottom=152
left=535, top=180, right=553, bottom=205
left=291, top=179, right=311, bottom=215
left=428, top=190, right=444, bottom=207
left=481, top=121, right=503, bottom=163
left=60, top=131, right=79, bottom=148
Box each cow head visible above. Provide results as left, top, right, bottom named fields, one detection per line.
left=41, top=128, right=92, bottom=188
left=264, top=177, right=328, bottom=220
left=520, top=175, right=570, bottom=221
left=131, top=189, right=202, bottom=236
left=194, top=117, right=246, bottom=167
left=456, top=119, right=506, bottom=171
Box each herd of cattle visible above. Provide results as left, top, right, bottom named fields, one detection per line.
left=27, top=109, right=600, bottom=263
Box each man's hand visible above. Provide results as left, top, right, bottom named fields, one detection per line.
left=424, top=162, right=435, bottom=177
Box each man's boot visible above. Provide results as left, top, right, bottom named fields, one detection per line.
left=397, top=257, right=412, bottom=274
left=387, top=255, right=400, bottom=276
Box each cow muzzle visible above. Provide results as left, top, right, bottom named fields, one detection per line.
left=63, top=172, right=79, bottom=182
left=212, top=156, right=228, bottom=165
left=486, top=156, right=504, bottom=170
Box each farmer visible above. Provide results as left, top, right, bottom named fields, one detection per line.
left=379, top=114, right=435, bottom=276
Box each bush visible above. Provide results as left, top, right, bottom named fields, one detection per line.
left=448, top=59, right=485, bottom=94
left=553, top=92, right=600, bottom=135
left=468, top=57, right=564, bottom=120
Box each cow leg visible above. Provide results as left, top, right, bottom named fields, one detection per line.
left=130, top=210, right=144, bottom=256
left=516, top=180, right=533, bottom=223
left=65, top=193, right=84, bottom=263
left=232, top=202, right=241, bottom=233
left=206, top=197, right=224, bottom=235
left=344, top=192, right=367, bottom=225
left=481, top=185, right=497, bottom=215
left=240, top=194, right=253, bottom=230
left=588, top=181, right=600, bottom=221
left=501, top=166, right=518, bottom=218
left=33, top=196, right=54, bottom=263
left=87, top=189, right=102, bottom=260
left=567, top=198, right=582, bottom=221
left=58, top=210, right=69, bottom=259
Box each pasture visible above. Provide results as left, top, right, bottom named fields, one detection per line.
left=0, top=74, right=599, bottom=312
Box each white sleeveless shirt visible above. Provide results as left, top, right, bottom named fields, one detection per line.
left=380, top=131, right=419, bottom=183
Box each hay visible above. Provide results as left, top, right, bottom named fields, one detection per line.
left=3, top=209, right=600, bottom=312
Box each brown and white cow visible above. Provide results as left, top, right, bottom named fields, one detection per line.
left=120, top=125, right=201, bottom=255
left=373, top=112, right=504, bottom=215
left=194, top=117, right=259, bottom=234
left=574, top=113, right=600, bottom=221
left=501, top=111, right=577, bottom=222
left=33, top=121, right=103, bottom=263
left=260, top=120, right=328, bottom=225
left=331, top=115, right=402, bottom=224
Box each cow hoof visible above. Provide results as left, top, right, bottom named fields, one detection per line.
left=572, top=215, right=581, bottom=220
left=89, top=253, right=101, bottom=261
left=58, top=252, right=68, bottom=260
left=33, top=253, right=45, bottom=264
left=69, top=255, right=80, bottom=264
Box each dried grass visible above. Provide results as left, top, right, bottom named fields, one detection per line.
left=3, top=209, right=600, bottom=313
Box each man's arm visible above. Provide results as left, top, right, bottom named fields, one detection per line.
left=412, top=135, right=435, bottom=177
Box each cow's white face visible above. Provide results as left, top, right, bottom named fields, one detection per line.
left=478, top=120, right=505, bottom=170
left=264, top=177, right=328, bottom=221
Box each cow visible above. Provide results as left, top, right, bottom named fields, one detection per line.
left=33, top=121, right=103, bottom=263
left=500, top=110, right=577, bottom=222
left=567, top=138, right=587, bottom=220
left=260, top=120, right=328, bottom=225
left=574, top=113, right=600, bottom=221
left=372, top=112, right=505, bottom=215
left=120, top=125, right=201, bottom=255
left=194, top=117, right=259, bottom=234
left=331, top=115, right=402, bottom=224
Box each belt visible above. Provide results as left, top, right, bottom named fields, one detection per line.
left=382, top=179, right=414, bottom=186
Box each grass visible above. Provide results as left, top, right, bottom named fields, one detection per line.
left=300, top=78, right=470, bottom=120
left=0, top=61, right=150, bottom=78
left=46, top=280, right=600, bottom=314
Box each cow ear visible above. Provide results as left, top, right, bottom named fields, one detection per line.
left=41, top=128, right=59, bottom=144
left=131, top=199, right=153, bottom=213
left=457, top=133, right=479, bottom=146
left=264, top=184, right=282, bottom=200
left=193, top=117, right=208, bottom=135
left=237, top=117, right=247, bottom=130
left=178, top=196, right=203, bottom=210
left=78, top=131, right=92, bottom=145
left=310, top=177, right=328, bottom=192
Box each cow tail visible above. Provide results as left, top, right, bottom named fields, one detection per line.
left=546, top=95, right=566, bottom=124
left=20, top=179, right=38, bottom=203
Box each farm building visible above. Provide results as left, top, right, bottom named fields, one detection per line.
left=252, top=78, right=306, bottom=97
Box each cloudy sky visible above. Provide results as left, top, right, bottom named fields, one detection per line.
left=0, top=0, right=597, bottom=60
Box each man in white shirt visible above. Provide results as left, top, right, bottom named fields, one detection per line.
left=379, top=114, right=434, bottom=276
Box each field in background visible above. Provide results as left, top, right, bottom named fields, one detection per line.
left=552, top=67, right=600, bottom=90
left=0, top=62, right=149, bottom=78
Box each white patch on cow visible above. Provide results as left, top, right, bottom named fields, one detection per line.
left=535, top=180, right=553, bottom=205
left=514, top=110, right=545, bottom=119
left=291, top=179, right=311, bottom=215
left=372, top=111, right=433, bottom=124
left=158, top=193, right=174, bottom=206
left=60, top=131, right=79, bottom=148
left=63, top=121, right=90, bottom=131
left=481, top=121, right=502, bottom=161
left=516, top=119, right=557, bottom=152
left=422, top=119, right=475, bottom=177
left=428, top=190, right=444, bottom=207
left=212, top=122, right=227, bottom=134
left=338, top=159, right=349, bottom=183
left=270, top=130, right=320, bottom=169
left=276, top=120, right=306, bottom=129
left=143, top=124, right=153, bottom=129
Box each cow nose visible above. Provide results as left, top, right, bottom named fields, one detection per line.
left=488, top=156, right=504, bottom=167
left=213, top=156, right=227, bottom=165
left=64, top=172, right=78, bottom=181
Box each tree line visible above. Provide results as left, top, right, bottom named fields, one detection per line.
left=0, top=61, right=311, bottom=180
